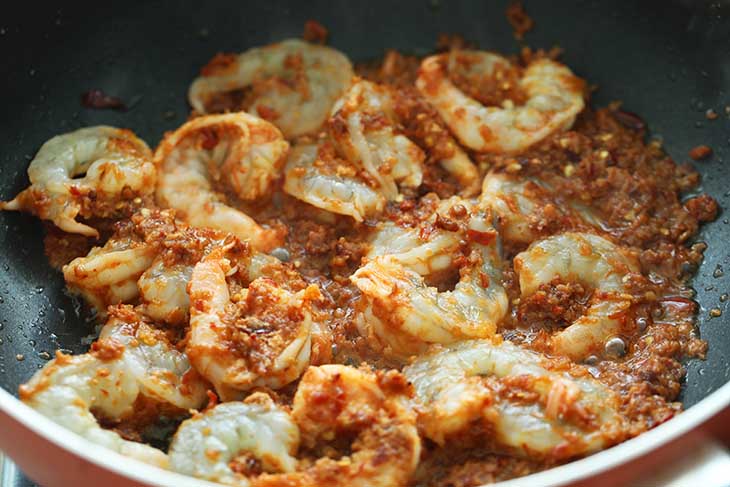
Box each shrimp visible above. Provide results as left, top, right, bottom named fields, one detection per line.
left=329, top=79, right=424, bottom=200
left=482, top=172, right=601, bottom=245
left=99, top=306, right=208, bottom=410
left=351, top=204, right=508, bottom=359
left=0, top=125, right=157, bottom=237
left=187, top=247, right=321, bottom=401
left=254, top=364, right=421, bottom=487
left=63, top=234, right=156, bottom=314
left=63, top=209, right=230, bottom=318
left=169, top=392, right=300, bottom=486
left=189, top=39, right=354, bottom=138
left=403, top=339, right=626, bottom=459
left=0, top=126, right=155, bottom=237
left=417, top=51, right=585, bottom=153
left=437, top=145, right=481, bottom=196
left=284, top=80, right=426, bottom=221
left=154, top=113, right=288, bottom=251
left=392, top=87, right=481, bottom=195
left=367, top=196, right=471, bottom=277
left=19, top=352, right=169, bottom=468
left=514, top=232, right=640, bottom=360
left=283, top=142, right=386, bottom=222
left=137, top=260, right=194, bottom=326
left=18, top=305, right=208, bottom=468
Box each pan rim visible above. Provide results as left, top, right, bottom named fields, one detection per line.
left=1, top=378, right=729, bottom=486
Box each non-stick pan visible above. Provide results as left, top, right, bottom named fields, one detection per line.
left=1, top=1, right=729, bottom=486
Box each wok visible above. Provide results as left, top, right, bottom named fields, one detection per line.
left=0, top=1, right=729, bottom=485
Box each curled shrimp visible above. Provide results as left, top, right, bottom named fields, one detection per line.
left=254, top=364, right=421, bottom=487
left=351, top=203, right=508, bottom=359
left=329, top=79, right=424, bottom=200
left=187, top=246, right=321, bottom=401
left=189, top=39, right=354, bottom=138
left=284, top=80, right=426, bottom=221
left=283, top=142, right=386, bottom=222
left=19, top=306, right=207, bottom=468
left=367, top=196, right=472, bottom=277
left=63, top=232, right=156, bottom=314
left=169, top=392, right=300, bottom=486
left=1, top=126, right=155, bottom=237
left=514, top=232, right=640, bottom=360
left=154, top=113, right=288, bottom=251
left=19, top=353, right=169, bottom=468
left=99, top=305, right=208, bottom=410
left=417, top=51, right=585, bottom=153
left=482, top=172, right=601, bottom=245
left=392, top=87, right=481, bottom=195
left=63, top=209, right=229, bottom=318
left=403, top=339, right=626, bottom=459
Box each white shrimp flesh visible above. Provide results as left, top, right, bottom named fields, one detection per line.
left=187, top=246, right=321, bottom=400
left=1, top=126, right=155, bottom=237
left=189, top=39, right=354, bottom=138
left=403, top=339, right=626, bottom=459
left=169, top=392, right=299, bottom=486
left=417, top=51, right=585, bottom=153
left=154, top=113, right=288, bottom=251
left=514, top=232, right=640, bottom=360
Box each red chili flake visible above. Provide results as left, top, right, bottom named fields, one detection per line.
left=467, top=228, right=497, bottom=245
left=505, top=1, right=534, bottom=41
left=303, top=20, right=328, bottom=44
left=256, top=104, right=280, bottom=121
left=613, top=110, right=645, bottom=131
left=81, top=89, right=127, bottom=111
left=204, top=390, right=219, bottom=410
left=201, top=129, right=219, bottom=150
left=684, top=194, right=719, bottom=222
left=689, top=144, right=713, bottom=160
left=434, top=213, right=459, bottom=232
left=399, top=199, right=416, bottom=211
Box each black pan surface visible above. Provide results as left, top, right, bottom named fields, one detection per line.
left=1, top=1, right=729, bottom=485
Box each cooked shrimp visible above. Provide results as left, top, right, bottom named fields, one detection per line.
left=392, top=87, right=480, bottom=195
left=329, top=79, right=424, bottom=200
left=283, top=142, right=385, bottom=221
left=514, top=232, right=640, bottom=360
left=367, top=196, right=470, bottom=277
left=169, top=392, right=299, bottom=485
left=189, top=39, right=354, bottom=138
left=154, top=113, right=288, bottom=251
left=19, top=352, right=169, bottom=468
left=437, top=145, right=481, bottom=196
left=137, top=260, right=193, bottom=326
left=351, top=204, right=508, bottom=359
left=1, top=126, right=155, bottom=237
left=403, top=339, right=626, bottom=458
left=284, top=80, right=426, bottom=221
left=482, top=172, right=600, bottom=245
left=63, top=236, right=156, bottom=314
left=254, top=364, right=421, bottom=487
left=187, top=247, right=321, bottom=401
left=417, top=51, right=585, bottom=153
left=99, top=306, right=208, bottom=410
left=139, top=246, right=271, bottom=327
left=19, top=304, right=209, bottom=467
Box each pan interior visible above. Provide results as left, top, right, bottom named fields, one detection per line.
left=0, top=0, right=728, bottom=428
